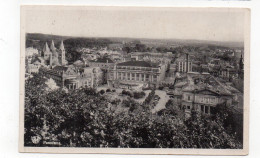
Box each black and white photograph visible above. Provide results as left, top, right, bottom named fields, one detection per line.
left=19, top=6, right=250, bottom=155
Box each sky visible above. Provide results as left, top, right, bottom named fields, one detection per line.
left=22, top=6, right=248, bottom=42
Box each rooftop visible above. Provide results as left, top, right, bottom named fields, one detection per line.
left=52, top=66, right=69, bottom=72
left=91, top=57, right=114, bottom=63
left=117, top=61, right=159, bottom=68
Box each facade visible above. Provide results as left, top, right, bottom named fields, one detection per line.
left=107, top=61, right=167, bottom=89
left=41, top=65, right=103, bottom=90
left=26, top=47, right=39, bottom=57
left=182, top=88, right=233, bottom=114
left=88, top=57, right=115, bottom=70
left=43, top=40, right=67, bottom=66
left=88, top=57, right=115, bottom=83
left=175, top=54, right=193, bottom=73
left=26, top=62, right=41, bottom=74
left=219, top=67, right=238, bottom=80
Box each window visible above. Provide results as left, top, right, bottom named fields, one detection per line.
left=146, top=74, right=149, bottom=81
left=122, top=73, right=125, bottom=80
left=153, top=75, right=157, bottom=82
left=188, top=95, right=191, bottom=101
left=201, top=105, right=204, bottom=112
left=205, top=106, right=209, bottom=114
left=128, top=73, right=130, bottom=80
left=187, top=106, right=191, bottom=110
left=132, top=73, right=135, bottom=80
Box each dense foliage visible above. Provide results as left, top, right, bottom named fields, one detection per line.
left=24, top=74, right=242, bottom=148
left=122, top=90, right=145, bottom=99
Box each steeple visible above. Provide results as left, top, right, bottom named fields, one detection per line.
left=60, top=40, right=66, bottom=65
left=50, top=40, right=56, bottom=52
left=43, top=42, right=50, bottom=52
left=60, top=40, right=65, bottom=51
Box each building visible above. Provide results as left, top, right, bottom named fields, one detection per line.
left=88, top=57, right=115, bottom=83
left=175, top=54, right=193, bottom=73
left=26, top=61, right=41, bottom=74
left=180, top=75, right=234, bottom=115
left=219, top=66, right=238, bottom=80
left=26, top=47, right=39, bottom=57
left=41, top=65, right=103, bottom=90
left=88, top=57, right=114, bottom=70
left=107, top=61, right=167, bottom=89
left=42, top=40, right=67, bottom=66
left=182, top=87, right=233, bottom=114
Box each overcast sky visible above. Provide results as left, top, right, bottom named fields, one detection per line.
left=22, top=6, right=248, bottom=42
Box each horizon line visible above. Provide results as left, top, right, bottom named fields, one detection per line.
left=26, top=32, right=244, bottom=45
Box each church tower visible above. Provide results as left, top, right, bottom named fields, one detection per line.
left=60, top=40, right=66, bottom=65
left=43, top=42, right=51, bottom=60
left=50, top=40, right=56, bottom=52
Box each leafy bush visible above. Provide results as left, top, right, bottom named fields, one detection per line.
left=99, top=90, right=105, bottom=95
left=122, top=90, right=134, bottom=97
left=158, top=86, right=164, bottom=90
left=133, top=91, right=146, bottom=99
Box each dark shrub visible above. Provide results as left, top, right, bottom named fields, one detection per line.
left=133, top=91, right=146, bottom=99
left=122, top=90, right=127, bottom=95
left=100, top=90, right=105, bottom=95
left=158, top=86, right=164, bottom=90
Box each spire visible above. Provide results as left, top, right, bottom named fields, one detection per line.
left=60, top=40, right=65, bottom=50
left=50, top=40, right=56, bottom=52
left=43, top=42, right=50, bottom=52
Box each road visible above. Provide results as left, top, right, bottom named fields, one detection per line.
left=151, top=90, right=169, bottom=113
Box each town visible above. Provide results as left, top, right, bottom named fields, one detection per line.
left=24, top=34, right=244, bottom=148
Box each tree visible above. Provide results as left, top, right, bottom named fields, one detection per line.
left=211, top=103, right=243, bottom=143
left=99, top=90, right=105, bottom=95
left=24, top=74, right=243, bottom=148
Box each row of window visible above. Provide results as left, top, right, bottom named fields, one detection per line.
left=178, top=62, right=192, bottom=72
left=117, top=72, right=157, bottom=82
left=117, top=66, right=159, bottom=72
left=66, top=83, right=77, bottom=90
left=196, top=97, right=217, bottom=104
left=185, top=94, right=217, bottom=104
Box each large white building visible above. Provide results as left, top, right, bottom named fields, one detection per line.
left=107, top=61, right=167, bottom=89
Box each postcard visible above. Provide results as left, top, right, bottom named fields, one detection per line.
left=20, top=6, right=250, bottom=155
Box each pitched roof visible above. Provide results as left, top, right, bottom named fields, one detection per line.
left=92, top=57, right=114, bottom=63
left=52, top=66, right=69, bottom=72
left=50, top=40, right=56, bottom=52
left=60, top=40, right=65, bottom=50
left=43, top=42, right=50, bottom=52
left=117, top=61, right=158, bottom=67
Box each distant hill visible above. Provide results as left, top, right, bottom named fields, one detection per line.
left=26, top=33, right=71, bottom=42
left=26, top=33, right=244, bottom=49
